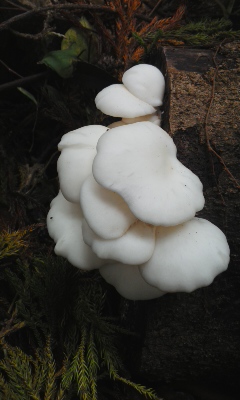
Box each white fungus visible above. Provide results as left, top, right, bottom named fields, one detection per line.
left=57, top=125, right=108, bottom=203
left=140, top=218, right=230, bottom=293
left=122, top=64, right=165, bottom=107
left=95, top=84, right=156, bottom=118
left=93, top=121, right=205, bottom=226
left=80, top=175, right=137, bottom=240
left=82, top=219, right=155, bottom=265
left=47, top=63, right=230, bottom=301
left=47, top=191, right=104, bottom=270
left=100, top=263, right=165, bottom=301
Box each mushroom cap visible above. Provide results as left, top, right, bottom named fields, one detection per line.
left=47, top=191, right=104, bottom=270
left=122, top=64, right=165, bottom=107
left=93, top=122, right=205, bottom=226
left=95, top=84, right=156, bottom=118
left=58, top=125, right=108, bottom=150
left=80, top=175, right=137, bottom=239
left=57, top=125, right=108, bottom=203
left=100, top=263, right=165, bottom=300
left=82, top=219, right=155, bottom=265
left=140, top=217, right=230, bottom=293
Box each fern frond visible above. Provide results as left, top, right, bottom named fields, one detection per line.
left=86, top=329, right=99, bottom=400
left=41, top=338, right=58, bottom=400
left=0, top=228, right=30, bottom=260
left=0, top=372, right=18, bottom=400
left=76, top=328, right=90, bottom=399
left=114, top=374, right=160, bottom=399
left=62, top=327, right=90, bottom=399
left=0, top=341, right=40, bottom=400
left=2, top=256, right=159, bottom=399
left=143, top=18, right=240, bottom=47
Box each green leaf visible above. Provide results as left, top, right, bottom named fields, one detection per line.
left=61, top=17, right=99, bottom=63
left=41, top=17, right=99, bottom=78
left=40, top=47, right=78, bottom=78
left=61, top=27, right=88, bottom=62
left=17, top=87, right=38, bottom=106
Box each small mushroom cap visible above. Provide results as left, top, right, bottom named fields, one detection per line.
left=57, top=125, right=108, bottom=203
left=95, top=84, right=156, bottom=118
left=140, top=217, right=230, bottom=293
left=47, top=191, right=104, bottom=270
left=80, top=175, right=137, bottom=239
left=58, top=125, right=108, bottom=150
left=122, top=64, right=165, bottom=107
left=93, top=122, right=205, bottom=226
left=82, top=219, right=155, bottom=265
left=100, top=263, right=165, bottom=300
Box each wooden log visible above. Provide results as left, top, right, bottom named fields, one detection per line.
left=124, top=43, right=240, bottom=400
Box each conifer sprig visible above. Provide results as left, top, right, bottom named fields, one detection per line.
left=1, top=257, right=160, bottom=399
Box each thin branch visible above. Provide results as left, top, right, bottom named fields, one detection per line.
left=149, top=0, right=163, bottom=17
left=9, top=27, right=53, bottom=40
left=0, top=3, right=116, bottom=32
left=0, top=59, right=22, bottom=78
left=0, top=71, right=48, bottom=93
left=4, top=0, right=28, bottom=12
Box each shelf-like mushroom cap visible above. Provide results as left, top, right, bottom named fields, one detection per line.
left=47, top=191, right=104, bottom=270
left=100, top=263, right=165, bottom=300
left=80, top=175, right=137, bottom=239
left=122, top=64, right=165, bottom=107
left=82, top=219, right=155, bottom=265
left=140, top=218, right=230, bottom=293
left=57, top=125, right=108, bottom=203
left=95, top=84, right=156, bottom=118
left=93, top=122, right=205, bottom=226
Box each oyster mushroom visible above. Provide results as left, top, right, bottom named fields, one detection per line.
left=93, top=121, right=205, bottom=226
left=140, top=217, right=230, bottom=293
left=100, top=262, right=165, bottom=301
left=80, top=175, right=137, bottom=240
left=82, top=218, right=155, bottom=265
left=122, top=63, right=165, bottom=107
left=57, top=125, right=108, bottom=203
left=47, top=191, right=104, bottom=270
left=95, top=84, right=156, bottom=118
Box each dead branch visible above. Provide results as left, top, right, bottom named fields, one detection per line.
left=0, top=71, right=48, bottom=93
left=0, top=3, right=116, bottom=32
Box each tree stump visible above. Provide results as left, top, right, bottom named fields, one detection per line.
left=125, top=42, right=240, bottom=400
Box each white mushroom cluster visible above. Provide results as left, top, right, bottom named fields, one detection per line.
left=47, top=64, right=230, bottom=300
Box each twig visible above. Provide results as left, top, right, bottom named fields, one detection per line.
left=9, top=27, right=53, bottom=40
left=0, top=71, right=48, bottom=93
left=149, top=0, right=162, bottom=17
left=204, top=43, right=240, bottom=189
left=0, top=3, right=116, bottom=32
left=4, top=0, right=28, bottom=12
left=0, top=59, right=22, bottom=78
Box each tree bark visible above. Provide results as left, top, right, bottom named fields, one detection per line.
left=125, top=42, right=240, bottom=400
